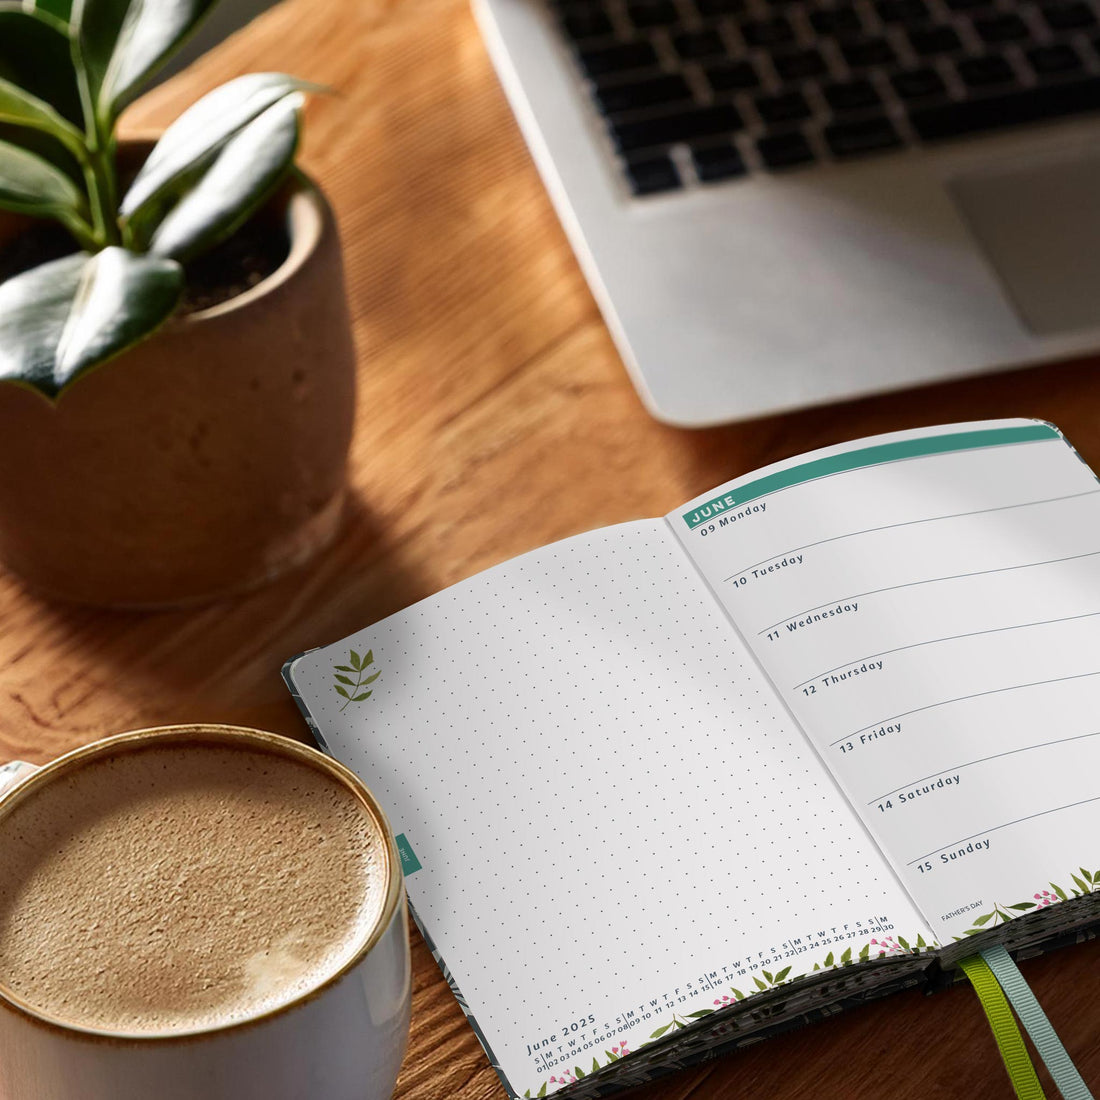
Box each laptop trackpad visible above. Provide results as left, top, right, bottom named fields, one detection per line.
left=947, top=152, right=1100, bottom=336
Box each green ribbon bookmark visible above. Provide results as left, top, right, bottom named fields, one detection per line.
left=959, top=953, right=1046, bottom=1100
left=979, top=945, right=1095, bottom=1100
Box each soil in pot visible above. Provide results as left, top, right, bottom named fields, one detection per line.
left=0, top=209, right=291, bottom=315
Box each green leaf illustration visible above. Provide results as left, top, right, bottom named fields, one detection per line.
left=897, top=936, right=910, bottom=950
left=1072, top=874, right=1089, bottom=895
left=538, top=1084, right=547, bottom=1099
left=334, top=648, right=380, bottom=712
left=916, top=934, right=927, bottom=949
left=649, top=1023, right=671, bottom=1039
left=859, top=944, right=870, bottom=961
left=823, top=952, right=834, bottom=967
left=350, top=649, right=361, bottom=669
left=352, top=692, right=371, bottom=702
left=762, top=970, right=774, bottom=983
left=335, top=686, right=349, bottom=699
left=686, top=1009, right=713, bottom=1018
left=363, top=670, right=381, bottom=685
left=592, top=1058, right=600, bottom=1074
left=775, top=965, right=792, bottom=982
left=364, top=649, right=374, bottom=665
left=753, top=977, right=767, bottom=992
left=334, top=664, right=353, bottom=671
left=574, top=1065, right=585, bottom=1079
left=605, top=1050, right=618, bottom=1061
left=335, top=674, right=354, bottom=685
left=1052, top=882, right=1069, bottom=901
left=1082, top=868, right=1094, bottom=884
left=970, top=912, right=994, bottom=926
left=1008, top=902, right=1036, bottom=911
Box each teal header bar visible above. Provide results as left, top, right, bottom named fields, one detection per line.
left=681, top=424, right=1059, bottom=530
left=395, top=833, right=422, bottom=876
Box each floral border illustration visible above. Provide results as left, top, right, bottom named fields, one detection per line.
left=520, top=934, right=933, bottom=1098
left=955, top=865, right=1100, bottom=939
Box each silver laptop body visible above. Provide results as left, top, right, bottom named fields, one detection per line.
left=475, top=0, right=1100, bottom=425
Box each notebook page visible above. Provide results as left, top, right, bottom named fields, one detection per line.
left=672, top=421, right=1100, bottom=944
left=285, top=521, right=931, bottom=1099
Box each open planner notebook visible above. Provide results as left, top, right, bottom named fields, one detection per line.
left=284, top=419, right=1100, bottom=1099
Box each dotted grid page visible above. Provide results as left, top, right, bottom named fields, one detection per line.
left=286, top=521, right=932, bottom=1098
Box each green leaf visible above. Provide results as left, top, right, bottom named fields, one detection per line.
left=0, top=246, right=182, bottom=397
left=592, top=1058, right=600, bottom=1074
left=1008, top=902, right=1036, bottom=911
left=334, top=674, right=354, bottom=686
left=840, top=949, right=852, bottom=966
left=334, top=665, right=353, bottom=672
left=823, top=952, right=834, bottom=967
left=970, top=912, right=994, bottom=926
left=753, top=977, right=767, bottom=992
left=537, top=1085, right=547, bottom=1099
left=762, top=970, right=773, bottom=984
left=31, top=0, right=74, bottom=21
left=147, top=95, right=300, bottom=263
left=916, top=934, right=927, bottom=949
left=349, top=650, right=362, bottom=669
left=0, top=136, right=87, bottom=223
left=352, top=692, right=371, bottom=702
left=1072, top=874, right=1089, bottom=895
left=72, top=0, right=217, bottom=126
left=964, top=928, right=984, bottom=936
left=775, top=966, right=791, bottom=982
left=0, top=6, right=84, bottom=129
left=859, top=944, right=870, bottom=960
left=1052, top=882, right=1069, bottom=901
left=686, top=1009, right=713, bottom=1018
left=649, top=1023, right=671, bottom=1039
left=574, top=1065, right=585, bottom=1079
left=121, top=73, right=319, bottom=221
left=896, top=936, right=910, bottom=950
left=334, top=685, right=350, bottom=699
left=362, top=670, right=381, bottom=686
left=1082, top=868, right=1094, bottom=884
left=730, top=988, right=744, bottom=1000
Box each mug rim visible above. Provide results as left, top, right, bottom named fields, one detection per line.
left=0, top=723, right=404, bottom=1044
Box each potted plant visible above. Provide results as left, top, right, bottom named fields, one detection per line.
left=0, top=0, right=357, bottom=607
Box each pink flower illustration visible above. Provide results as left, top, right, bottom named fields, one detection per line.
left=1034, top=890, right=1056, bottom=908
left=714, top=994, right=734, bottom=1006
left=870, top=936, right=906, bottom=956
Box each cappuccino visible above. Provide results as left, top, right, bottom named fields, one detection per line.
left=0, top=734, right=391, bottom=1035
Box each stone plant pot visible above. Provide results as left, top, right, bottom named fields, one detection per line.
left=0, top=169, right=357, bottom=608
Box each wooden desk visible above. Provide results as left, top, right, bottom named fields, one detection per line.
left=2, top=0, right=1098, bottom=1096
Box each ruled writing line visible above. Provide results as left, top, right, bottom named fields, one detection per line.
left=759, top=549, right=1100, bottom=636
left=827, top=670, right=1100, bottom=747
left=795, top=610, right=1100, bottom=691
left=908, top=796, right=1100, bottom=865
left=723, top=489, right=1100, bottom=585
left=868, top=730, right=1100, bottom=806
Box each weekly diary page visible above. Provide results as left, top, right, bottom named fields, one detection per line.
left=285, top=521, right=932, bottom=1099
left=673, top=420, right=1100, bottom=945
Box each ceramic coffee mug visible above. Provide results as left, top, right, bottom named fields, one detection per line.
left=0, top=725, right=411, bottom=1100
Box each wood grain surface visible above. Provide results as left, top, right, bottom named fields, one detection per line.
left=2, top=0, right=1099, bottom=1096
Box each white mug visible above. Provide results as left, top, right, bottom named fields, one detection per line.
left=0, top=726, right=411, bottom=1100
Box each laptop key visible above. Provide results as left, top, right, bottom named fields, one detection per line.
left=876, top=0, right=931, bottom=23
left=579, top=41, right=660, bottom=77
left=972, top=13, right=1031, bottom=42
left=757, top=130, right=816, bottom=167
left=1040, top=0, right=1096, bottom=28
left=740, top=15, right=796, bottom=46
left=695, top=0, right=746, bottom=12
left=909, top=75, right=1100, bottom=139
left=908, top=24, right=962, bottom=54
left=825, top=115, right=902, bottom=155
left=692, top=143, right=748, bottom=180
left=810, top=6, right=864, bottom=35
left=755, top=89, right=813, bottom=123
left=1027, top=43, right=1083, bottom=74
left=673, top=29, right=727, bottom=59
left=891, top=66, right=947, bottom=98
left=610, top=103, right=745, bottom=150
left=561, top=8, right=615, bottom=40
left=595, top=74, right=694, bottom=114
left=626, top=0, right=680, bottom=26
left=822, top=79, right=882, bottom=112
left=625, top=154, right=683, bottom=194
left=706, top=59, right=762, bottom=90
left=842, top=37, right=897, bottom=66
left=773, top=48, right=828, bottom=80
left=956, top=53, right=1017, bottom=87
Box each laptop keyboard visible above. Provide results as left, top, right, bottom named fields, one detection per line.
left=549, top=0, right=1100, bottom=193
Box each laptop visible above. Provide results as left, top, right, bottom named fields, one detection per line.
left=473, top=0, right=1100, bottom=425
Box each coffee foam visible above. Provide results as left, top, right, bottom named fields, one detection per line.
left=0, top=739, right=389, bottom=1035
